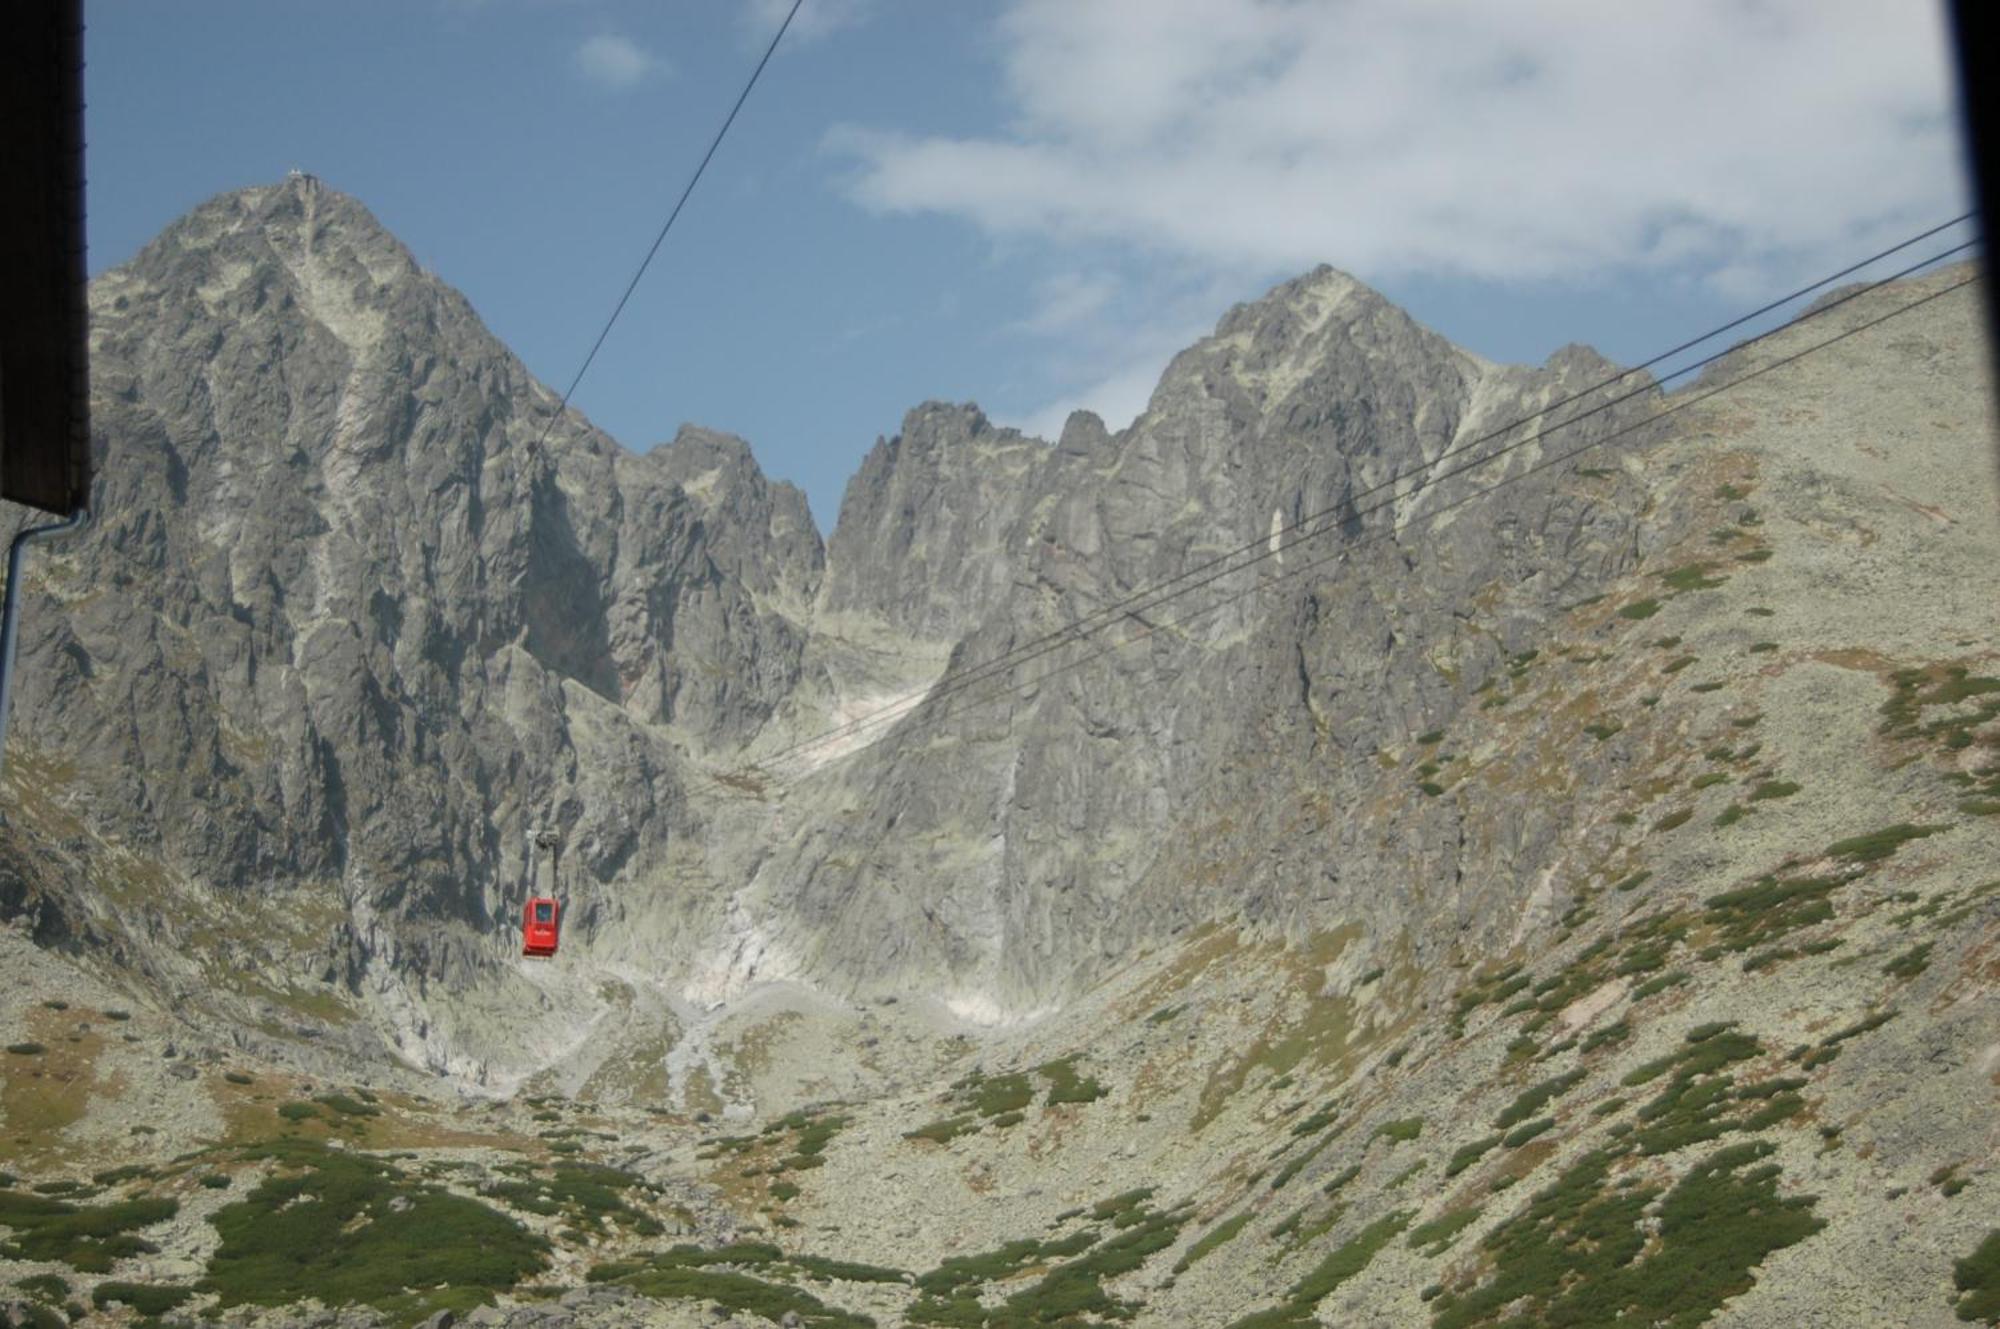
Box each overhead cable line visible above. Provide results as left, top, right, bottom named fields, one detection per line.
left=750, top=222, right=1979, bottom=770
left=533, top=0, right=805, bottom=451
left=754, top=215, right=1976, bottom=766
left=695, top=260, right=1977, bottom=807
left=883, top=266, right=1985, bottom=750
left=836, top=265, right=1987, bottom=761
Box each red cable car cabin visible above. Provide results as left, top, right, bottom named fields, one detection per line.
left=522, top=897, right=561, bottom=957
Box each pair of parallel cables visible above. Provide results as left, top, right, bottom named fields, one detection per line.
left=527, top=4, right=1979, bottom=801
left=729, top=225, right=1979, bottom=792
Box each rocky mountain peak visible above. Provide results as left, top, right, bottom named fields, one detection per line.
left=1213, top=261, right=1381, bottom=340
left=1, top=174, right=1992, bottom=1329
left=1055, top=408, right=1110, bottom=456
left=818, top=401, right=1053, bottom=641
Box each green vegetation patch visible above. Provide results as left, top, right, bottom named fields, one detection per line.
left=904, top=1115, right=977, bottom=1145
left=1445, top=1135, right=1503, bottom=1178
left=201, top=1140, right=547, bottom=1322
left=1321, top=1164, right=1362, bottom=1196
left=1495, top=1070, right=1585, bottom=1129
left=1408, top=1205, right=1482, bottom=1255
left=787, top=1254, right=908, bottom=1285
left=1661, top=562, right=1726, bottom=591
left=910, top=1192, right=1188, bottom=1326
left=90, top=1164, right=153, bottom=1187
left=780, top=1113, right=852, bottom=1170
left=1039, top=1055, right=1107, bottom=1106
left=487, top=1162, right=656, bottom=1234
left=1623, top=1027, right=1757, bottom=1087
left=594, top=1245, right=876, bottom=1328
left=1581, top=1021, right=1630, bottom=1054
left=1430, top=1141, right=1821, bottom=1329
left=1174, top=1211, right=1252, bottom=1273
left=1880, top=664, right=2000, bottom=741
left=1883, top=942, right=1933, bottom=980
left=968, top=1073, right=1033, bottom=1118
left=92, top=1283, right=194, bottom=1316
left=1826, top=823, right=1943, bottom=864
left=1091, top=1188, right=1157, bottom=1223
left=1290, top=1103, right=1341, bottom=1137
left=0, top=1187, right=176, bottom=1273
left=1615, top=1027, right=1808, bottom=1158
left=1954, top=1229, right=2000, bottom=1322
left=1618, top=599, right=1662, bottom=621
left=1450, top=962, right=1533, bottom=1034
left=914, top=1231, right=1096, bottom=1303
left=1226, top=1211, right=1410, bottom=1329
left=1503, top=1118, right=1555, bottom=1149
left=1632, top=970, right=1689, bottom=1000
left=1704, top=874, right=1843, bottom=955
left=915, top=1057, right=1105, bottom=1144
left=1374, top=1117, right=1424, bottom=1144
left=1270, top=1133, right=1337, bottom=1192
left=12, top=1273, right=69, bottom=1302
left=1793, top=1009, right=1899, bottom=1070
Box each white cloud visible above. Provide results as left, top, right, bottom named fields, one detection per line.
left=1010, top=271, right=1119, bottom=337
left=573, top=33, right=658, bottom=90
left=744, top=0, right=873, bottom=45
left=833, top=0, right=1966, bottom=289
left=995, top=269, right=1238, bottom=441
left=1009, top=353, right=1182, bottom=442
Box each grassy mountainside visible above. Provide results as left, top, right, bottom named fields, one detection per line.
left=1, top=264, right=1994, bottom=1326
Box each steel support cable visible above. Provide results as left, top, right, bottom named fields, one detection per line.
left=694, top=265, right=1977, bottom=813
left=532, top=0, right=806, bottom=452
left=878, top=270, right=1985, bottom=750
left=737, top=260, right=1981, bottom=793
left=752, top=239, right=1979, bottom=773
left=752, top=217, right=1984, bottom=768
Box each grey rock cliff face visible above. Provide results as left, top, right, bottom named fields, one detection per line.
left=820, top=402, right=1056, bottom=643
left=5, top=178, right=1667, bottom=1071
left=726, top=264, right=1662, bottom=1012
left=8, top=179, right=817, bottom=985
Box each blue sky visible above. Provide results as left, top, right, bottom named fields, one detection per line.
left=86, top=1, right=1973, bottom=532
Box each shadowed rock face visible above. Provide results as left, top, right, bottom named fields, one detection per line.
left=0, top=198, right=1989, bottom=1326
left=9, top=179, right=819, bottom=958
left=4, top=177, right=1666, bottom=1063
left=736, top=266, right=1664, bottom=1014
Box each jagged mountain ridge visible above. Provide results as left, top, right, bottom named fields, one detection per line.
left=0, top=182, right=1995, bottom=1329
left=9, top=176, right=1653, bottom=1075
